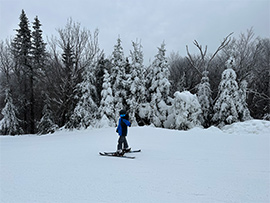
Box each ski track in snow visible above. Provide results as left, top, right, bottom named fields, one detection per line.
left=0, top=120, right=269, bottom=203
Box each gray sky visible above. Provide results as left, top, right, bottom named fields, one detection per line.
left=0, top=0, right=269, bottom=62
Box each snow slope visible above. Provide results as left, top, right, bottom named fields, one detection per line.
left=0, top=120, right=269, bottom=203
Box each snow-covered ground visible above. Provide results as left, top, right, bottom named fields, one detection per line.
left=0, top=120, right=269, bottom=203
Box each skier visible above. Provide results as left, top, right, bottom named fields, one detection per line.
left=116, top=109, right=131, bottom=155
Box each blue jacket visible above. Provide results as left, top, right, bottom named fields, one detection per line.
left=116, top=118, right=131, bottom=136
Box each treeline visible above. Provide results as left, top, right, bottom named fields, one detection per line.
left=0, top=10, right=269, bottom=135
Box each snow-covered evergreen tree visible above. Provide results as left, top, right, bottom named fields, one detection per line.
left=149, top=42, right=171, bottom=127
left=138, top=64, right=154, bottom=125
left=111, top=37, right=127, bottom=121
left=127, top=40, right=146, bottom=125
left=37, top=95, right=58, bottom=134
left=67, top=61, right=98, bottom=129
left=212, top=65, right=240, bottom=126
left=98, top=69, right=115, bottom=127
left=0, top=89, right=22, bottom=135
left=165, top=91, right=201, bottom=130
left=197, top=70, right=212, bottom=127
left=238, top=80, right=252, bottom=121
left=144, top=64, right=154, bottom=103
left=213, top=57, right=252, bottom=126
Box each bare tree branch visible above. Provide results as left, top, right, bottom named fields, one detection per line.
left=208, top=32, right=233, bottom=64
left=186, top=33, right=233, bottom=75
left=185, top=45, right=202, bottom=76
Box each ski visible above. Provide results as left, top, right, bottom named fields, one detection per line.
left=99, top=152, right=135, bottom=159
left=103, top=149, right=141, bottom=154
left=126, top=149, right=141, bottom=153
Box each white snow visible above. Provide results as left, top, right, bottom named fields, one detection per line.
left=1, top=120, right=269, bottom=203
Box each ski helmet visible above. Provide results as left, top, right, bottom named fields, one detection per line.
left=119, top=109, right=127, bottom=116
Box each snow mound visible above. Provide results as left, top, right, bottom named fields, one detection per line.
left=222, top=119, right=270, bottom=135
left=204, top=125, right=224, bottom=134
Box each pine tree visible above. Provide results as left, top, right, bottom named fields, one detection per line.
left=238, top=80, right=252, bottom=121
left=212, top=65, right=240, bottom=126
left=37, top=95, right=58, bottom=134
left=127, top=40, right=146, bottom=125
left=32, top=16, right=46, bottom=74
left=111, top=37, right=127, bottom=121
left=98, top=69, right=115, bottom=127
left=213, top=57, right=252, bottom=126
left=12, top=10, right=32, bottom=67
left=166, top=91, right=201, bottom=130
left=0, top=89, right=22, bottom=135
left=59, top=42, right=76, bottom=126
left=11, top=9, right=32, bottom=133
left=144, top=64, right=153, bottom=103
left=67, top=61, right=98, bottom=129
left=94, top=54, right=106, bottom=106
left=197, top=70, right=212, bottom=127
left=149, top=42, right=171, bottom=127
left=31, top=16, right=47, bottom=131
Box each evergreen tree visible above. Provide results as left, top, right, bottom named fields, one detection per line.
left=67, top=61, right=98, bottom=129
left=32, top=16, right=46, bottom=74
left=11, top=9, right=32, bottom=133
left=31, top=16, right=47, bottom=130
left=37, top=95, right=58, bottom=134
left=212, top=66, right=240, bottom=126
left=0, top=89, right=22, bottom=135
left=124, top=57, right=132, bottom=102
left=11, top=10, right=32, bottom=68
left=197, top=70, right=212, bottom=127
left=144, top=64, right=154, bottom=103
left=238, top=80, right=252, bottom=121
left=165, top=91, right=201, bottom=130
left=213, top=57, right=252, bottom=126
left=94, top=54, right=106, bottom=106
left=125, top=57, right=132, bottom=76
left=59, top=42, right=76, bottom=126
left=149, top=42, right=171, bottom=127
left=98, top=69, right=115, bottom=127
left=127, top=41, right=146, bottom=125
left=111, top=37, right=127, bottom=122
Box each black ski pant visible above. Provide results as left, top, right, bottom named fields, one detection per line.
left=117, top=136, right=129, bottom=150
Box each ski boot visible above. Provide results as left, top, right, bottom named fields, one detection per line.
left=114, top=149, right=125, bottom=156
left=123, top=148, right=131, bottom=153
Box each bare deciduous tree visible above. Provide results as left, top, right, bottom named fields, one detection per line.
left=46, top=18, right=101, bottom=127
left=0, top=40, right=13, bottom=85
left=186, top=32, right=233, bottom=75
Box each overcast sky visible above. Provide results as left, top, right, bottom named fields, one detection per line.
left=0, top=0, right=269, bottom=62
